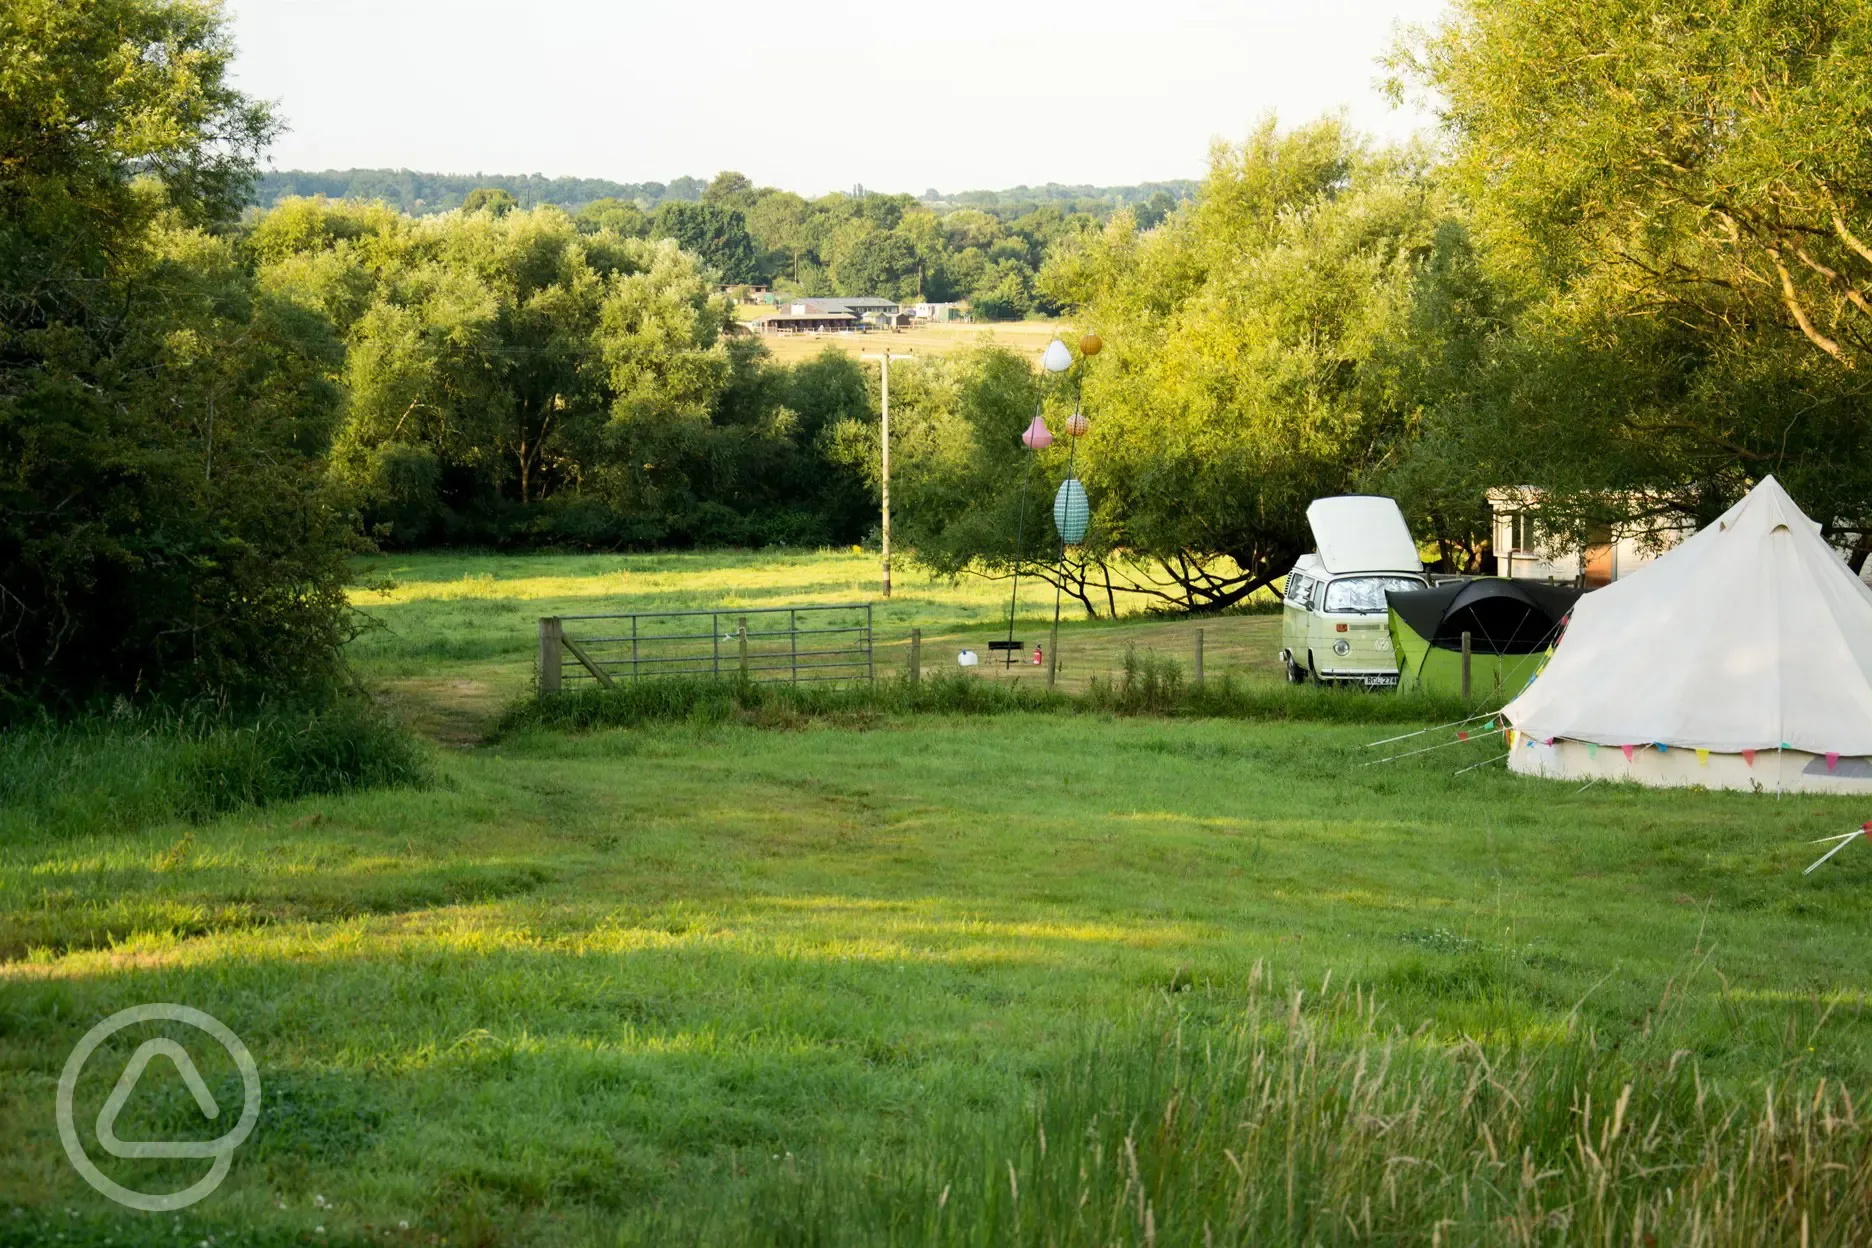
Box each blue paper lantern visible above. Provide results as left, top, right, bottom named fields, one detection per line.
left=1054, top=477, right=1090, bottom=545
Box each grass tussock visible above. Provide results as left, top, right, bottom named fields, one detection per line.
left=501, top=647, right=1476, bottom=736
left=0, top=700, right=430, bottom=838
left=706, top=965, right=1872, bottom=1246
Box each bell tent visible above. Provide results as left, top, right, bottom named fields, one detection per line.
left=1386, top=580, right=1580, bottom=697
left=1502, top=476, right=1872, bottom=793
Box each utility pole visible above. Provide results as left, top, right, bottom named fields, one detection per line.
left=862, top=350, right=914, bottom=598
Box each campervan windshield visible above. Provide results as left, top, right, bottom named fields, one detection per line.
left=1323, top=576, right=1425, bottom=613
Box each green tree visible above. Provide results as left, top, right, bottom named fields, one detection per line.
left=650, top=201, right=760, bottom=283
left=1394, top=0, right=1872, bottom=549
left=702, top=170, right=755, bottom=208
left=574, top=198, right=650, bottom=237
left=1023, top=119, right=1446, bottom=610
left=1, top=0, right=355, bottom=708
left=461, top=186, right=518, bottom=216
left=829, top=227, right=917, bottom=298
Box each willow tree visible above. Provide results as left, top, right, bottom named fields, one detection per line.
left=1392, top=0, right=1872, bottom=551
left=1030, top=119, right=1450, bottom=610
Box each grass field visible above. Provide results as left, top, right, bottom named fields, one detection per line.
left=5, top=550, right=1872, bottom=1245
left=346, top=549, right=1284, bottom=742
left=734, top=317, right=1069, bottom=365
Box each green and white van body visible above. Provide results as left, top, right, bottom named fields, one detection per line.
left=1278, top=496, right=1428, bottom=687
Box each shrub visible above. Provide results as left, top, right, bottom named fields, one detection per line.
left=0, top=701, right=429, bottom=839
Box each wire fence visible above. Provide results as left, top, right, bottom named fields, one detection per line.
left=538, top=604, right=874, bottom=695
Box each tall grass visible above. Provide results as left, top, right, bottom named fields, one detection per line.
left=501, top=648, right=1477, bottom=736
left=0, top=701, right=430, bottom=838
left=686, top=965, right=1872, bottom=1246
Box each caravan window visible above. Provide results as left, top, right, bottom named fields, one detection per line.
left=1284, top=573, right=1314, bottom=608
left=1323, top=575, right=1426, bottom=613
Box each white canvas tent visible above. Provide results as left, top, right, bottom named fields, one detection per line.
left=1503, top=476, right=1872, bottom=793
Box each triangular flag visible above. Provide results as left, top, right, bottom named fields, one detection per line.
left=1742, top=749, right=1756, bottom=767
left=1696, top=748, right=1709, bottom=766
left=1654, top=743, right=1668, bottom=754
left=1620, top=744, right=1635, bottom=762
left=1586, top=742, right=1599, bottom=759
left=1828, top=752, right=1841, bottom=772
left=1862, top=821, right=1872, bottom=837
left=1544, top=738, right=1555, bottom=746
left=1457, top=730, right=1470, bottom=742
left=1482, top=720, right=1496, bottom=731
left=1508, top=729, right=1518, bottom=749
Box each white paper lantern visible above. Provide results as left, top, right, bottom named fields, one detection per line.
left=1041, top=339, right=1073, bottom=373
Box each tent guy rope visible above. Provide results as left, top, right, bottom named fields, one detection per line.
left=1804, top=823, right=1872, bottom=875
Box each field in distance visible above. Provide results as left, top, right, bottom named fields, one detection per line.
left=734, top=311, right=1070, bottom=364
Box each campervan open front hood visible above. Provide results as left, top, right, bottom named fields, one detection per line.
left=1305, top=496, right=1422, bottom=574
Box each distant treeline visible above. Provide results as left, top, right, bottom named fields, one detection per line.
left=252, top=169, right=710, bottom=216
left=925, top=180, right=1200, bottom=218
left=251, top=168, right=1198, bottom=223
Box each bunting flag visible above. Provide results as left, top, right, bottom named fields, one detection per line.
left=1457, top=730, right=1470, bottom=742
left=1508, top=729, right=1518, bottom=749
left=1696, top=748, right=1709, bottom=766
left=1620, top=744, right=1635, bottom=761
left=1828, top=751, right=1841, bottom=773
left=1482, top=720, right=1497, bottom=732
left=1742, top=748, right=1757, bottom=766
left=1586, top=742, right=1599, bottom=759
left=1654, top=742, right=1669, bottom=753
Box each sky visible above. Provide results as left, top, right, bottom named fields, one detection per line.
left=223, top=0, right=1451, bottom=197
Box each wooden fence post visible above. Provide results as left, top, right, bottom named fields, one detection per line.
left=738, top=615, right=749, bottom=679
left=539, top=617, right=563, bottom=699
left=1194, top=628, right=1205, bottom=689
left=1461, top=630, right=1472, bottom=701
left=909, top=628, right=922, bottom=686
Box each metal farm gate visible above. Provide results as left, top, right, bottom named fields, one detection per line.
left=538, top=604, right=874, bottom=696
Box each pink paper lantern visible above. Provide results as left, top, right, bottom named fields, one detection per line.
left=1021, top=415, right=1054, bottom=449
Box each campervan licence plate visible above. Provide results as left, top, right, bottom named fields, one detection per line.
left=1363, top=674, right=1399, bottom=688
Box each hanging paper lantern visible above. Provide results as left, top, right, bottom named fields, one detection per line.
left=1079, top=332, right=1102, bottom=357
left=1021, top=414, right=1053, bottom=449
left=1041, top=339, right=1073, bottom=373
left=1065, top=408, right=1090, bottom=438
left=1054, top=477, right=1090, bottom=544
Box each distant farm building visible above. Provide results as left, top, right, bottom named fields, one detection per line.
left=751, top=309, right=861, bottom=335
left=752, top=296, right=903, bottom=335
left=912, top=301, right=969, bottom=323
left=787, top=296, right=901, bottom=318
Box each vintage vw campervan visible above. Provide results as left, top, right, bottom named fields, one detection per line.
left=1279, top=496, right=1428, bottom=686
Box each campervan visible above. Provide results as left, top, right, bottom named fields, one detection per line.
left=1279, top=496, right=1428, bottom=686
